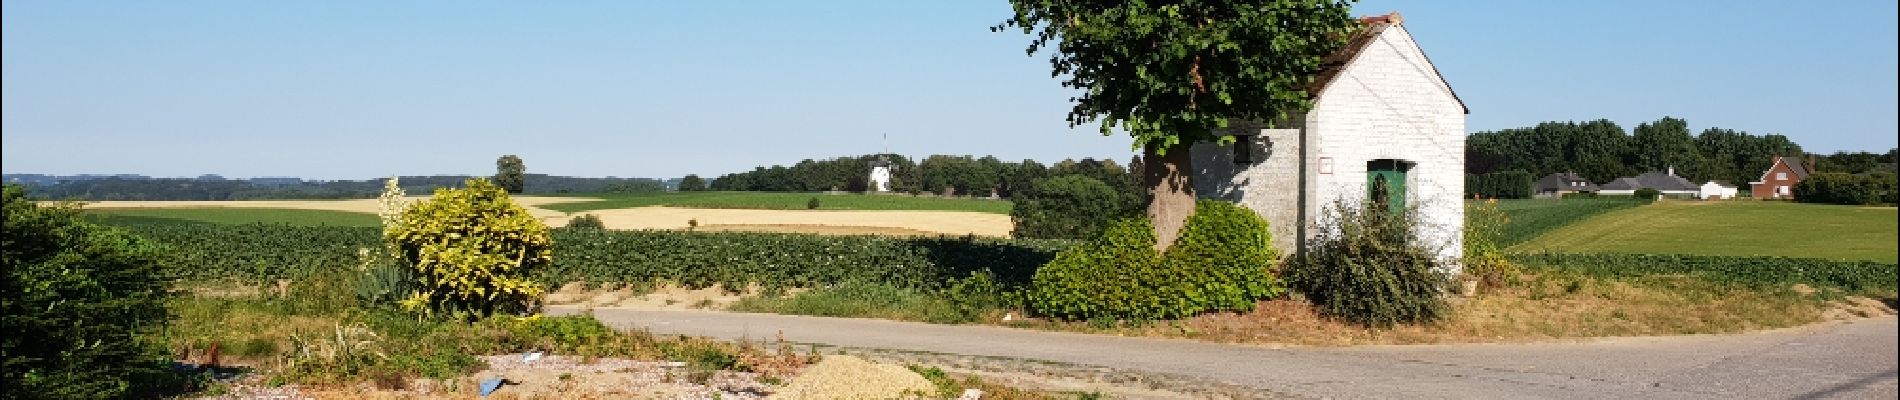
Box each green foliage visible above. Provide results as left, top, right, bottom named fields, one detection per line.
left=1462, top=200, right=1519, bottom=289
left=1286, top=201, right=1450, bottom=327
left=1161, top=201, right=1284, bottom=311
left=495, top=155, right=526, bottom=194
left=1630, top=117, right=1703, bottom=176
left=806, top=196, right=821, bottom=210
left=354, top=249, right=418, bottom=310
left=1795, top=172, right=1897, bottom=206
left=565, top=214, right=606, bottom=229
left=86, top=207, right=380, bottom=227
left=387, top=178, right=552, bottom=317
left=106, top=221, right=1075, bottom=294
left=1029, top=218, right=1162, bottom=320
left=2, top=185, right=182, bottom=399
left=678, top=174, right=708, bottom=192
left=1010, top=175, right=1138, bottom=239
left=1634, top=188, right=1661, bottom=201
left=1030, top=201, right=1282, bottom=320
left=996, top=0, right=1357, bottom=152
left=1465, top=170, right=1533, bottom=199
left=1507, top=253, right=1897, bottom=295
left=1466, top=118, right=1813, bottom=188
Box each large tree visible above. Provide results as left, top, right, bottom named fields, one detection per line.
left=678, top=174, right=707, bottom=191
left=494, top=155, right=526, bottom=194
left=999, top=0, right=1357, bottom=249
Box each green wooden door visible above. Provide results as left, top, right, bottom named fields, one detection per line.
left=1367, top=160, right=1407, bottom=215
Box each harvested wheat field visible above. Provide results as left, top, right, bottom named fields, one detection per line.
left=558, top=206, right=1013, bottom=237
left=81, top=198, right=1014, bottom=237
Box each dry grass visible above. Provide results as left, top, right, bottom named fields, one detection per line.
left=1008, top=271, right=1873, bottom=346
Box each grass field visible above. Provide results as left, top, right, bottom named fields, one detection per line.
left=1481, top=198, right=1649, bottom=247
left=1510, top=201, right=1899, bottom=262
left=86, top=207, right=380, bottom=227
left=542, top=191, right=1013, bottom=214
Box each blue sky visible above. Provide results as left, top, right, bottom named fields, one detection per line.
left=4, top=1, right=1895, bottom=180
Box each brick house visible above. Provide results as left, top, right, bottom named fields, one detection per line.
left=1750, top=156, right=1814, bottom=199
left=1190, top=12, right=1467, bottom=264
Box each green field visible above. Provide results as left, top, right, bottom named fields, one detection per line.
left=543, top=191, right=1013, bottom=214
left=1510, top=201, right=1899, bottom=262
left=86, top=207, right=380, bottom=227
left=1482, top=198, right=1650, bottom=247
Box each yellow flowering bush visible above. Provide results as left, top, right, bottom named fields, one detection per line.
left=387, top=178, right=552, bottom=317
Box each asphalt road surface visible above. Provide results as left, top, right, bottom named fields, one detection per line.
left=553, top=307, right=1897, bottom=399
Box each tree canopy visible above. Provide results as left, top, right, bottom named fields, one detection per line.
left=996, top=0, right=1358, bottom=152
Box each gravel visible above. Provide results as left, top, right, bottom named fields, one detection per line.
left=771, top=355, right=935, bottom=399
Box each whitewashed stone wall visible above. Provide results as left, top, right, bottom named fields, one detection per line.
left=1194, top=24, right=1466, bottom=267
left=1191, top=120, right=1304, bottom=258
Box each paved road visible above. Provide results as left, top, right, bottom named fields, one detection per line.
left=552, top=307, right=1897, bottom=399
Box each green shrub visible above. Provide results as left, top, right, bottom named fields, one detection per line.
left=1010, top=175, right=1138, bottom=239
left=2, top=185, right=181, bottom=398
left=565, top=214, right=606, bottom=229
left=1287, top=201, right=1451, bottom=327
left=807, top=197, right=821, bottom=210
left=1030, top=201, right=1282, bottom=320
left=1634, top=188, right=1661, bottom=201
left=387, top=178, right=553, bottom=317
left=1160, top=201, right=1283, bottom=312
left=1558, top=192, right=1597, bottom=199
left=1796, top=172, right=1897, bottom=206
left=1028, top=218, right=1163, bottom=320
left=354, top=248, right=417, bottom=310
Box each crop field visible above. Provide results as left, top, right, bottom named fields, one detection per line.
left=1479, top=198, right=1649, bottom=247
left=540, top=191, right=1013, bottom=214
left=1510, top=201, right=1899, bottom=262
left=86, top=207, right=379, bottom=227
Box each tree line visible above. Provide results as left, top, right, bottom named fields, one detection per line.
left=706, top=153, right=1143, bottom=200
left=1466, top=116, right=1897, bottom=198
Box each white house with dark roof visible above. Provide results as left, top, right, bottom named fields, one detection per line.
left=1190, top=12, right=1468, bottom=264
left=1598, top=168, right=1700, bottom=197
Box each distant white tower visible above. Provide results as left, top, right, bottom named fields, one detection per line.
left=868, top=133, right=894, bottom=192
left=869, top=158, right=893, bottom=192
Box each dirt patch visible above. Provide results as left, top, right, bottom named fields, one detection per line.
left=222, top=353, right=778, bottom=399
left=1822, top=296, right=1898, bottom=320
left=563, top=206, right=1012, bottom=237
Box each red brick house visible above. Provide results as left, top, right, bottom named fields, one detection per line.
left=1750, top=156, right=1814, bottom=199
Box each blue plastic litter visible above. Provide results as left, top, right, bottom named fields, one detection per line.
left=479, top=377, right=504, bottom=397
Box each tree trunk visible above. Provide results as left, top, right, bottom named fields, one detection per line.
left=1143, top=143, right=1197, bottom=251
